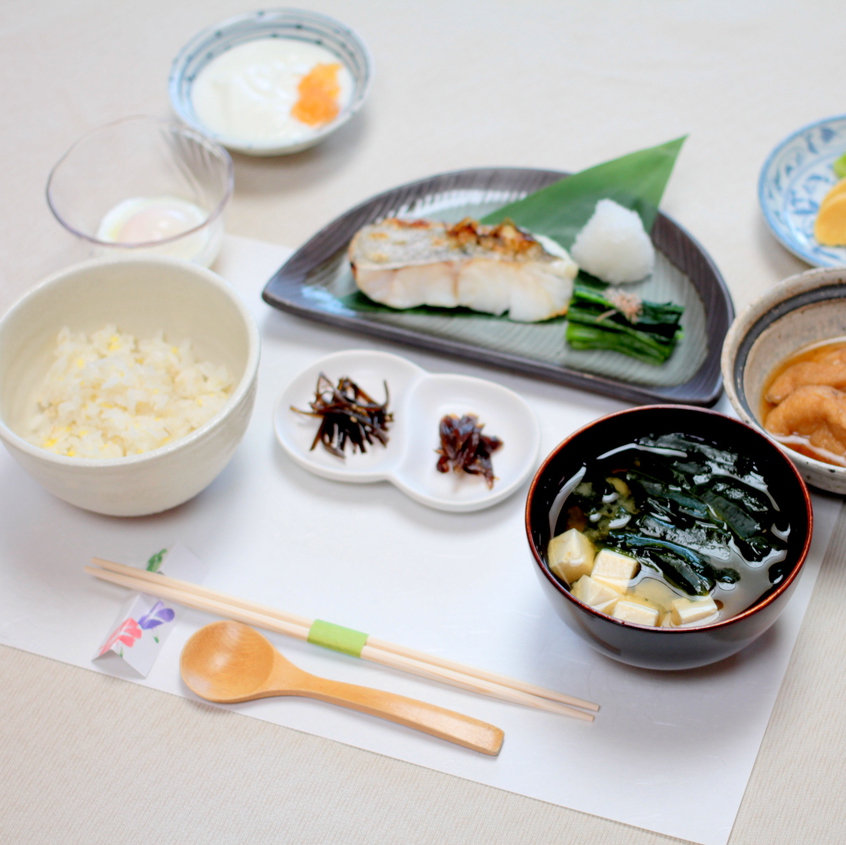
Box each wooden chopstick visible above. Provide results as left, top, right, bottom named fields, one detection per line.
left=91, top=557, right=597, bottom=712
left=86, top=565, right=591, bottom=720
left=365, top=635, right=599, bottom=712
left=87, top=564, right=311, bottom=639
left=87, top=557, right=598, bottom=719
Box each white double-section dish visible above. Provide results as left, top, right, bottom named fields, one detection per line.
left=274, top=350, right=540, bottom=512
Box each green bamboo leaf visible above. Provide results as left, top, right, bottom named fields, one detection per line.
left=481, top=136, right=686, bottom=248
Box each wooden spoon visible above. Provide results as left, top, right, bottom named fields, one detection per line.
left=180, top=621, right=504, bottom=756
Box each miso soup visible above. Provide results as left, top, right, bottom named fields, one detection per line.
left=546, top=432, right=790, bottom=627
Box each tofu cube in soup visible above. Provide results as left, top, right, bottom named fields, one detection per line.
left=612, top=600, right=660, bottom=627
left=548, top=528, right=596, bottom=584
left=591, top=549, right=639, bottom=593
left=571, top=575, right=620, bottom=613
left=671, top=596, right=719, bottom=626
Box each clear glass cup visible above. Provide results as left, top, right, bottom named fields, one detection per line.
left=46, top=116, right=234, bottom=267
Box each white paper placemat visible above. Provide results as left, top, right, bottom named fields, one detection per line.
left=0, top=234, right=839, bottom=845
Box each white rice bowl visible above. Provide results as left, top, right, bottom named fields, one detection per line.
left=0, top=255, right=260, bottom=517
left=29, top=325, right=234, bottom=459
left=571, top=199, right=656, bottom=284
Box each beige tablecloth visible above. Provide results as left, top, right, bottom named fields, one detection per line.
left=2, top=2, right=845, bottom=843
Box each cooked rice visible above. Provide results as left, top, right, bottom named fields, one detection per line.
left=29, top=324, right=233, bottom=458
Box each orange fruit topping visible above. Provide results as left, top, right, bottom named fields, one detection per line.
left=291, top=63, right=342, bottom=127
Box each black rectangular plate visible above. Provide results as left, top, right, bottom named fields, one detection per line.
left=262, top=167, right=734, bottom=406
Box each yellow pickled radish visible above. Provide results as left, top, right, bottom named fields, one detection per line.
left=819, top=177, right=846, bottom=212
left=814, top=191, right=846, bottom=246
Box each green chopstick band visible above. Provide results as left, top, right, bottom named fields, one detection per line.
left=307, top=619, right=369, bottom=657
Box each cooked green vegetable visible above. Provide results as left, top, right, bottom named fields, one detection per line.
left=565, top=284, right=684, bottom=364
left=834, top=152, right=846, bottom=179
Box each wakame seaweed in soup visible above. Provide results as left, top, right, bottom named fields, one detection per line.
left=550, top=433, right=791, bottom=625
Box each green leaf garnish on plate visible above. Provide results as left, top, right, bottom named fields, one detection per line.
left=481, top=136, right=686, bottom=249
left=834, top=152, right=846, bottom=179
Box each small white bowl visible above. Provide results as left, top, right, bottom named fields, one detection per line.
left=721, top=266, right=846, bottom=494
left=0, top=256, right=260, bottom=516
left=169, top=8, right=373, bottom=156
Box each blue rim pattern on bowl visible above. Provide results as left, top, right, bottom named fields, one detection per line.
left=168, top=8, right=373, bottom=156
left=758, top=115, right=846, bottom=267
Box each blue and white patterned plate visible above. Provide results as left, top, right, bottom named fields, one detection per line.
left=759, top=115, right=846, bottom=267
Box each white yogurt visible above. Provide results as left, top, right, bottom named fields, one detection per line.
left=190, top=38, right=353, bottom=147
left=96, top=196, right=217, bottom=264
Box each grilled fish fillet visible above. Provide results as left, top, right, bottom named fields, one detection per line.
left=348, top=218, right=578, bottom=322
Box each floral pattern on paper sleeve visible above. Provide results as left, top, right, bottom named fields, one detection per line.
left=138, top=601, right=175, bottom=630
left=99, top=617, right=142, bottom=656
left=98, top=601, right=177, bottom=655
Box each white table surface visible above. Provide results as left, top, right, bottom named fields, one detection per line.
left=2, top=2, right=846, bottom=843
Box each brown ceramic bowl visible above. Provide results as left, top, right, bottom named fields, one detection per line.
left=525, top=405, right=813, bottom=670
left=721, top=266, right=846, bottom=494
